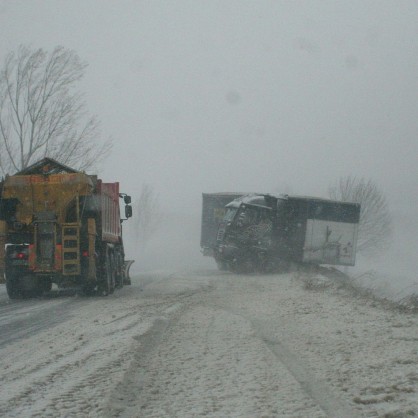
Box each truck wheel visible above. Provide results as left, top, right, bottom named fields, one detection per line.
left=231, top=258, right=254, bottom=274
left=40, top=278, right=52, bottom=293
left=98, top=252, right=115, bottom=296
left=6, top=276, right=23, bottom=299
left=82, top=283, right=96, bottom=296
left=6, top=272, right=42, bottom=299
left=216, top=260, right=228, bottom=271
left=116, top=273, right=124, bottom=288
left=115, top=253, right=124, bottom=289
left=108, top=253, right=115, bottom=294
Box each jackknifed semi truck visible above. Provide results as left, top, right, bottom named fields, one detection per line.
left=202, top=193, right=360, bottom=273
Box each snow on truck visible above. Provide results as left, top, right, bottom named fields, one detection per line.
left=200, top=192, right=244, bottom=257
left=0, top=158, right=133, bottom=299
left=201, top=193, right=361, bottom=273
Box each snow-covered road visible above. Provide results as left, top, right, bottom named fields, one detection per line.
left=0, top=269, right=417, bottom=417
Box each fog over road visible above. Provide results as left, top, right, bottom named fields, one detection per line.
left=0, top=269, right=417, bottom=417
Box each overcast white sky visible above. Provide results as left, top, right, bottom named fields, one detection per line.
left=0, top=0, right=417, bottom=215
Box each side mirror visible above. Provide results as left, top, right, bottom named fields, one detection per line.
left=124, top=195, right=131, bottom=205
left=125, top=205, right=132, bottom=219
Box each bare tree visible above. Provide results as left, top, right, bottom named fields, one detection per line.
left=328, top=176, right=392, bottom=257
left=134, top=184, right=163, bottom=246
left=0, top=45, right=111, bottom=175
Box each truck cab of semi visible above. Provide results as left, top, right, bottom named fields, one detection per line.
left=214, top=194, right=281, bottom=272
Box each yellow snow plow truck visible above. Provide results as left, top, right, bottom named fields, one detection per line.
left=0, top=158, right=133, bottom=298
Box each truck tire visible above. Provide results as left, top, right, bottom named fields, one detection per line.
left=107, top=253, right=115, bottom=294
left=115, top=253, right=124, bottom=289
left=98, top=251, right=115, bottom=296
left=6, top=276, right=23, bottom=299
left=81, top=283, right=96, bottom=296
left=6, top=272, right=44, bottom=299
left=39, top=278, right=52, bottom=293
left=216, top=260, right=228, bottom=271
left=231, top=257, right=256, bottom=274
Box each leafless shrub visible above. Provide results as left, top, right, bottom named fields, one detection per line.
left=302, top=274, right=332, bottom=291
left=299, top=267, right=418, bottom=313
left=134, top=184, right=163, bottom=246
left=0, top=45, right=111, bottom=175
left=396, top=294, right=418, bottom=313
left=328, top=176, right=392, bottom=257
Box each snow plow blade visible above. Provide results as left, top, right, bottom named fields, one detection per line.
left=123, top=260, right=134, bottom=285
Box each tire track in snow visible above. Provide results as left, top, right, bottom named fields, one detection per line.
left=109, top=295, right=329, bottom=417
left=259, top=331, right=359, bottom=418
left=204, top=274, right=364, bottom=417
left=0, top=298, right=77, bottom=348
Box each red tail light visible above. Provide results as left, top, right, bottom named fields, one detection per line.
left=10, top=249, right=29, bottom=260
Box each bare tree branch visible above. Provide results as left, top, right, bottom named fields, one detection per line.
left=328, top=176, right=392, bottom=257
left=0, top=45, right=111, bottom=175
